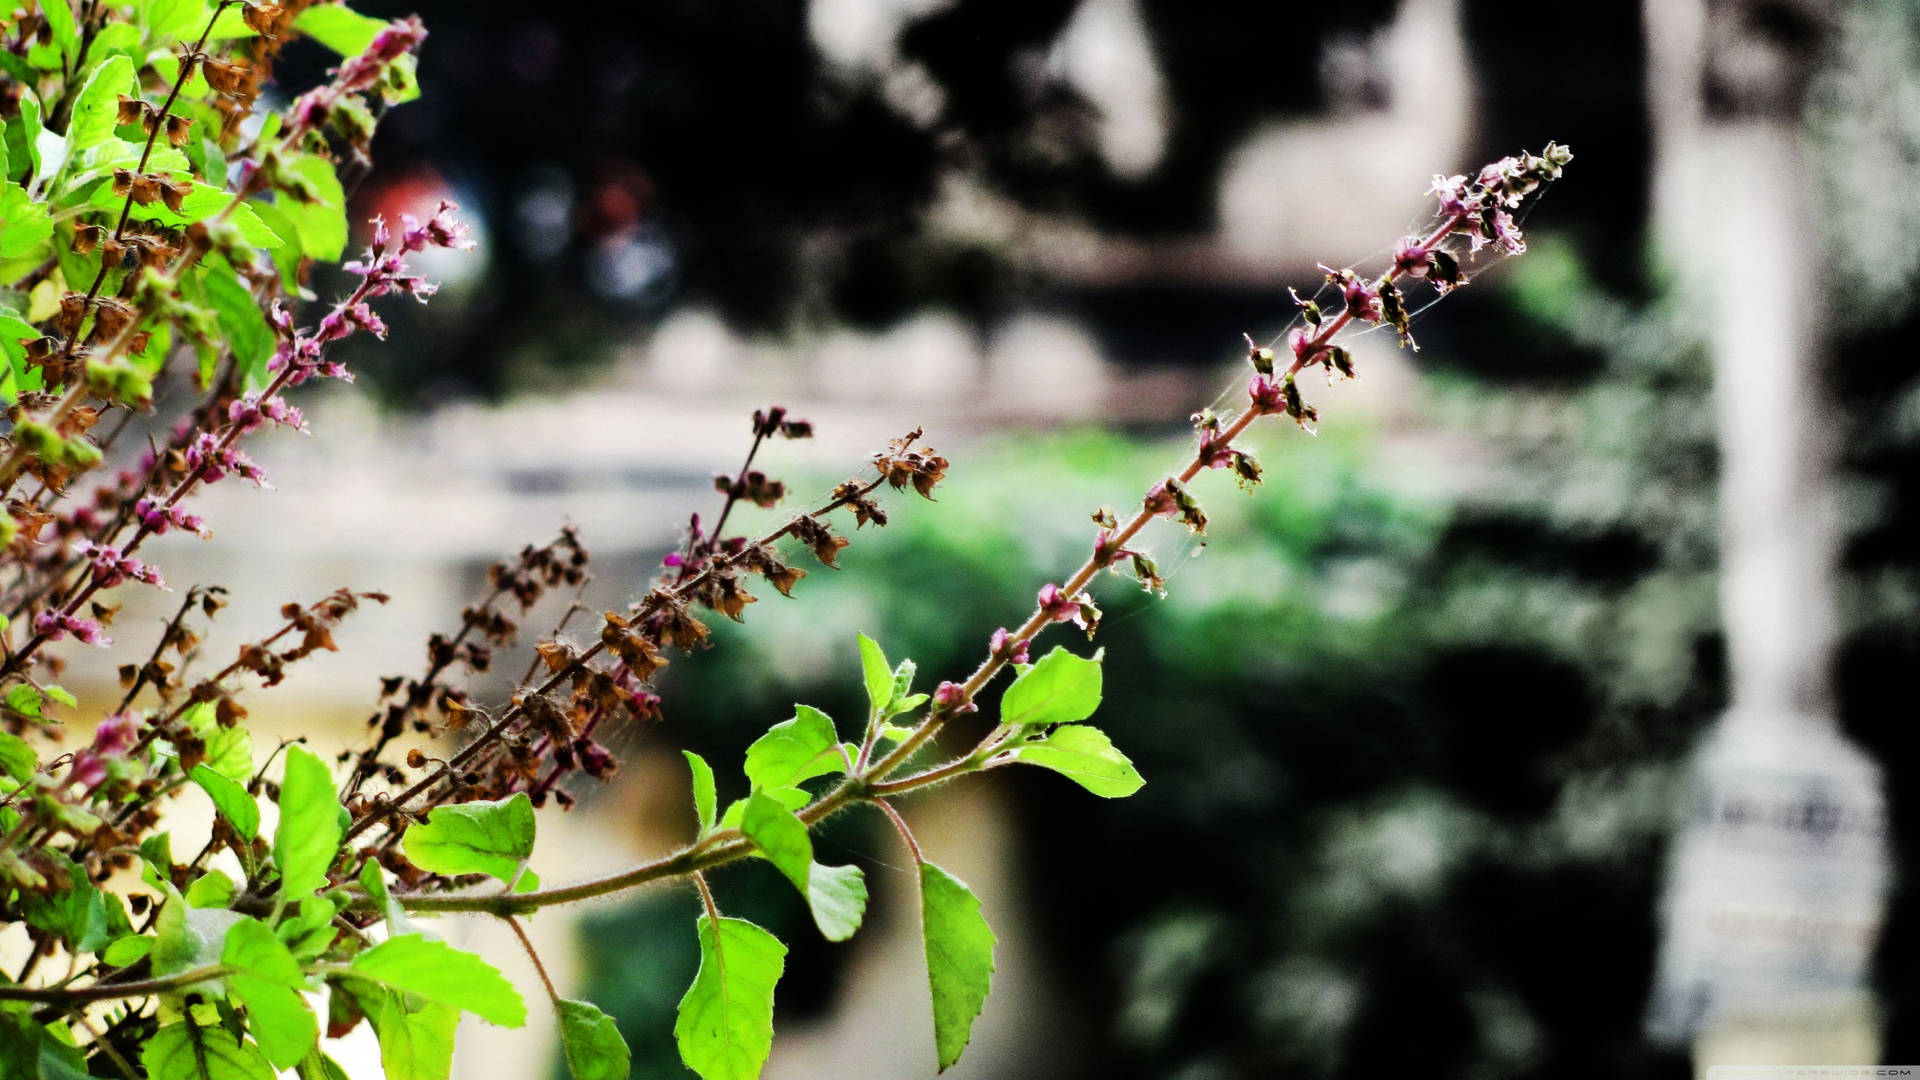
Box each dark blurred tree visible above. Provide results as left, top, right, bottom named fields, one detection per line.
left=310, top=0, right=1654, bottom=400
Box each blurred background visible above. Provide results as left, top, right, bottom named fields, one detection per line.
left=87, top=0, right=1920, bottom=1075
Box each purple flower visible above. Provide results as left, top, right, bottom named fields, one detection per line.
left=186, top=433, right=271, bottom=488
left=1491, top=210, right=1526, bottom=254
left=34, top=610, right=110, bottom=646
left=1144, top=482, right=1178, bottom=518
left=932, top=681, right=975, bottom=713
left=989, top=627, right=1031, bottom=665
left=1429, top=173, right=1473, bottom=217
left=1037, top=583, right=1081, bottom=624
left=79, top=542, right=165, bottom=590
left=68, top=713, right=141, bottom=792
left=1248, top=373, right=1288, bottom=413
left=134, top=497, right=207, bottom=537
left=1393, top=236, right=1432, bottom=278
left=1322, top=265, right=1382, bottom=323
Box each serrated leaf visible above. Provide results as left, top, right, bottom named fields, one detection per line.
left=888, top=659, right=922, bottom=717
left=738, top=791, right=868, bottom=942
left=224, top=917, right=316, bottom=1068
left=857, top=633, right=892, bottom=716
left=203, top=724, right=253, bottom=782
left=920, top=862, right=995, bottom=1072
left=401, top=791, right=535, bottom=886
left=67, top=55, right=134, bottom=154
left=740, top=791, right=811, bottom=889
left=347, top=934, right=527, bottom=1027
left=558, top=998, right=632, bottom=1080
left=1000, top=646, right=1103, bottom=729
left=742, top=705, right=846, bottom=792
left=1006, top=724, right=1144, bottom=798
left=674, top=916, right=785, bottom=1080
left=274, top=745, right=342, bottom=900
left=23, top=859, right=131, bottom=953
left=142, top=1020, right=276, bottom=1080
left=685, top=750, right=717, bottom=838
left=368, top=992, right=457, bottom=1080
left=806, top=862, right=868, bottom=944
left=190, top=763, right=260, bottom=839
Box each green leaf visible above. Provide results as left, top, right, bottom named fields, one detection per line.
left=888, top=660, right=924, bottom=717
left=296, top=1049, right=352, bottom=1080
left=716, top=785, right=805, bottom=831
left=270, top=154, right=346, bottom=260
left=1000, top=646, right=1103, bottom=729
left=152, top=885, right=243, bottom=980
left=247, top=197, right=305, bottom=290
left=674, top=916, right=785, bottom=1080
left=347, top=934, right=527, bottom=1027
left=274, top=744, right=342, bottom=900
left=806, top=862, right=868, bottom=945
left=66, top=55, right=133, bottom=154
left=685, top=750, right=717, bottom=838
left=368, top=992, right=457, bottom=1080
left=142, top=0, right=211, bottom=42
left=0, top=731, right=34, bottom=782
left=142, top=1020, right=276, bottom=1080
left=742, top=705, right=847, bottom=791
left=199, top=260, right=274, bottom=386
left=5, top=683, right=43, bottom=721
left=86, top=19, right=140, bottom=64
left=224, top=918, right=316, bottom=1068
left=203, top=724, right=253, bottom=783
left=222, top=916, right=304, bottom=985
left=558, top=998, right=632, bottom=1080
left=102, top=933, right=152, bottom=966
left=39, top=0, right=76, bottom=71
left=293, top=3, right=389, bottom=55
left=43, top=685, right=73, bottom=708
left=738, top=791, right=867, bottom=942
left=190, top=764, right=260, bottom=839
left=857, top=633, right=892, bottom=716
left=400, top=791, right=535, bottom=886
left=184, top=868, right=234, bottom=908
left=22, top=859, right=131, bottom=953
left=1006, top=724, right=1144, bottom=798
left=920, top=862, right=995, bottom=1072
left=277, top=894, right=340, bottom=961
left=739, top=791, right=810, bottom=890
left=3, top=93, right=39, bottom=186
left=0, top=183, right=50, bottom=260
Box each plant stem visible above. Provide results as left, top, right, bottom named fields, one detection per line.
left=502, top=915, right=559, bottom=1005
left=0, top=963, right=229, bottom=1004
